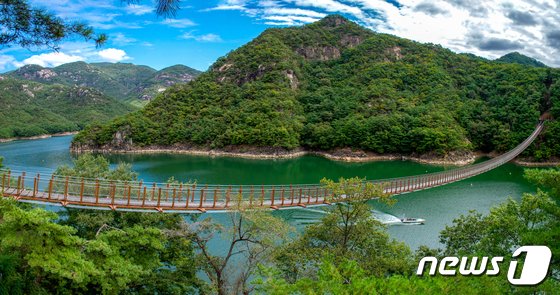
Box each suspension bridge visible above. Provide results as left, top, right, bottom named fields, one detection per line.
left=0, top=121, right=545, bottom=213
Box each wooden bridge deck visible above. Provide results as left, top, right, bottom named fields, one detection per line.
left=0, top=122, right=545, bottom=213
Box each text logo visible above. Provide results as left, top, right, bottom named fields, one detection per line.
left=417, top=245, right=552, bottom=286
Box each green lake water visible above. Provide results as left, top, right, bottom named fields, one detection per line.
left=0, top=135, right=539, bottom=249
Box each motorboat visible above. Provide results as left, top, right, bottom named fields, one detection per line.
left=399, top=217, right=426, bottom=225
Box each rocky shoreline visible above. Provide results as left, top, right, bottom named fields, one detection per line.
left=71, top=144, right=485, bottom=166
left=513, top=159, right=560, bottom=167
left=0, top=131, right=79, bottom=143
left=70, top=143, right=560, bottom=167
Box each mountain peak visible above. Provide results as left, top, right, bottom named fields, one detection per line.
left=496, top=52, right=548, bottom=68
left=317, top=14, right=352, bottom=27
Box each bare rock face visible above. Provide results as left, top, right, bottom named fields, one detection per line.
left=22, top=68, right=58, bottom=80
left=216, top=63, right=270, bottom=86
left=321, top=15, right=349, bottom=27
left=21, top=84, right=35, bottom=98
left=385, top=46, right=403, bottom=61
left=296, top=46, right=341, bottom=61
left=154, top=73, right=196, bottom=86
left=285, top=69, right=299, bottom=89
left=340, top=35, right=364, bottom=48
left=217, top=63, right=233, bottom=73
left=110, top=129, right=133, bottom=150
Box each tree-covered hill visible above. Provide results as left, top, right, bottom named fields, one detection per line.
left=0, top=77, right=134, bottom=139
left=496, top=52, right=548, bottom=68
left=7, top=62, right=201, bottom=104
left=134, top=64, right=203, bottom=101
left=72, top=15, right=560, bottom=161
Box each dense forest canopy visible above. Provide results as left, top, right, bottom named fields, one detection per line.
left=0, top=77, right=133, bottom=138
left=0, top=62, right=201, bottom=139
left=7, top=62, right=201, bottom=105
left=73, top=15, right=560, bottom=161
left=496, top=52, right=548, bottom=68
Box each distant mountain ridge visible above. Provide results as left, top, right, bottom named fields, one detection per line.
left=7, top=62, right=202, bottom=104
left=0, top=76, right=133, bottom=139
left=496, top=52, right=548, bottom=68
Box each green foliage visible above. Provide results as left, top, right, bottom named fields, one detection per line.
left=0, top=0, right=106, bottom=49
left=54, top=153, right=137, bottom=181
left=256, top=259, right=507, bottom=295
left=441, top=191, right=559, bottom=257
left=0, top=77, right=133, bottom=139
left=0, top=198, right=203, bottom=294
left=0, top=199, right=97, bottom=294
left=177, top=205, right=292, bottom=295
left=75, top=16, right=556, bottom=159
left=0, top=0, right=189, bottom=50
left=524, top=167, right=560, bottom=198
left=273, top=177, right=412, bottom=283
left=8, top=62, right=202, bottom=104
left=439, top=168, right=560, bottom=289
left=496, top=52, right=548, bottom=68
left=0, top=155, right=203, bottom=294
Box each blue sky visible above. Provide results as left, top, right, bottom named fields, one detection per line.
left=1, top=0, right=559, bottom=72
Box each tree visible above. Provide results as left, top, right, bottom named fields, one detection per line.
left=54, top=153, right=137, bottom=181
left=273, top=177, right=413, bottom=283
left=55, top=154, right=204, bottom=292
left=439, top=167, right=560, bottom=289
left=0, top=198, right=97, bottom=294
left=1, top=0, right=181, bottom=50
left=167, top=203, right=291, bottom=295
left=1, top=0, right=106, bottom=49
left=256, top=258, right=507, bottom=295
left=0, top=197, right=203, bottom=294
left=524, top=167, right=560, bottom=198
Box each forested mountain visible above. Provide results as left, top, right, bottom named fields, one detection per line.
left=72, top=15, right=560, bottom=161
left=7, top=62, right=201, bottom=104
left=496, top=52, right=548, bottom=68
left=0, top=76, right=133, bottom=138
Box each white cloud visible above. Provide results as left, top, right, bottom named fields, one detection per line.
left=162, top=18, right=197, bottom=28
left=14, top=52, right=85, bottom=68
left=111, top=33, right=137, bottom=46
left=306, top=0, right=364, bottom=16
left=94, top=20, right=143, bottom=30
left=206, top=0, right=248, bottom=10
left=204, top=0, right=259, bottom=16
left=97, top=48, right=131, bottom=62
left=208, top=4, right=247, bottom=10
left=181, top=32, right=223, bottom=42
left=202, top=0, right=560, bottom=66
left=0, top=55, right=15, bottom=71
left=263, top=7, right=327, bottom=18
left=28, top=0, right=148, bottom=30
left=198, top=34, right=223, bottom=42
left=125, top=4, right=153, bottom=15
left=263, top=15, right=322, bottom=25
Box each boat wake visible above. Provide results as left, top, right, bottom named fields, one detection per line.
left=287, top=208, right=425, bottom=226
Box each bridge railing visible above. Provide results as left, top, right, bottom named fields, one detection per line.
left=0, top=122, right=544, bottom=212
